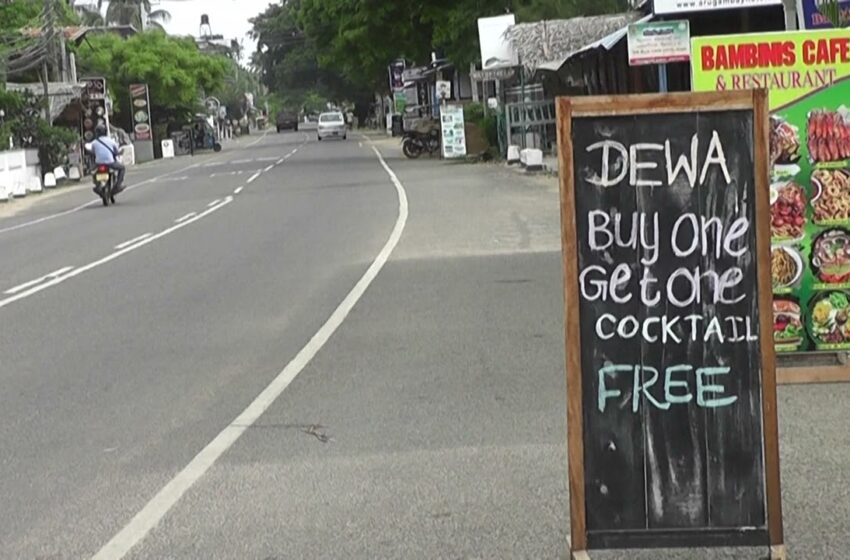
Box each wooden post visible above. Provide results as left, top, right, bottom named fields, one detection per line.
left=556, top=97, right=587, bottom=555
left=753, top=88, right=786, bottom=559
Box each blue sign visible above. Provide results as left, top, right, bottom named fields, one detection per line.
left=798, top=0, right=850, bottom=29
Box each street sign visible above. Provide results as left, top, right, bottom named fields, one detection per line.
left=130, top=84, right=152, bottom=141
left=556, top=90, right=784, bottom=556
left=627, top=20, right=691, bottom=66
left=440, top=104, right=466, bottom=159
left=436, top=80, right=451, bottom=101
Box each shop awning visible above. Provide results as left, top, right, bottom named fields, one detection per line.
left=6, top=81, right=85, bottom=122
left=537, top=13, right=653, bottom=72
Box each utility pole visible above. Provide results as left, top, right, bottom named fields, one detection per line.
left=781, top=0, right=798, bottom=30
left=42, top=0, right=54, bottom=122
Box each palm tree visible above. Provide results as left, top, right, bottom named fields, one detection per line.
left=68, top=0, right=173, bottom=30
left=68, top=0, right=104, bottom=25
left=105, top=0, right=171, bottom=29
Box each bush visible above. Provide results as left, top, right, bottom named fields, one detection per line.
left=464, top=102, right=498, bottom=151
left=36, top=122, right=78, bottom=172
left=0, top=89, right=78, bottom=171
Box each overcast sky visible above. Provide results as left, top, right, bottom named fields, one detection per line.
left=159, top=0, right=276, bottom=54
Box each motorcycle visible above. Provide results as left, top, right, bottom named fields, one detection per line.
left=402, top=129, right=441, bottom=159
left=401, top=118, right=441, bottom=159
left=93, top=164, right=117, bottom=206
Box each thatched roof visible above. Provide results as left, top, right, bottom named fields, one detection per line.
left=507, top=13, right=643, bottom=71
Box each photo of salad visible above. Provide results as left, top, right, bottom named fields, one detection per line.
left=774, top=298, right=804, bottom=350
left=771, top=245, right=803, bottom=290
left=770, top=181, right=806, bottom=240
left=770, top=115, right=801, bottom=165
left=808, top=108, right=850, bottom=164
left=812, top=169, right=850, bottom=224
left=811, top=229, right=850, bottom=285
left=809, top=291, right=850, bottom=347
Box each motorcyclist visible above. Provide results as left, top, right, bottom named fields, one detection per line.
left=90, top=125, right=125, bottom=195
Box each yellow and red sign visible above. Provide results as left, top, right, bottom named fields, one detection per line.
left=692, top=29, right=850, bottom=110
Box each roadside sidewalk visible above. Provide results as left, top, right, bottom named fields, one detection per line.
left=364, top=130, right=560, bottom=259
left=0, top=128, right=271, bottom=220
left=365, top=134, right=850, bottom=559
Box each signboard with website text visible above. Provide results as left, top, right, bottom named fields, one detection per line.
left=693, top=30, right=850, bottom=353
left=555, top=91, right=783, bottom=555
left=654, top=0, right=781, bottom=14
left=440, top=105, right=467, bottom=158
left=628, top=20, right=691, bottom=65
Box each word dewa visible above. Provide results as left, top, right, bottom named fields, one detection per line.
left=585, top=130, right=732, bottom=189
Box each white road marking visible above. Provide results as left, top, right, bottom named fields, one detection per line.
left=4, top=266, right=74, bottom=295
left=0, top=198, right=233, bottom=310
left=159, top=176, right=188, bottom=183
left=202, top=162, right=225, bottom=168
left=246, top=129, right=270, bottom=147
left=174, top=212, right=196, bottom=223
left=359, top=142, right=363, bottom=147
left=230, top=158, right=253, bottom=165
left=233, top=186, right=243, bottom=195
left=255, top=156, right=277, bottom=162
left=0, top=154, right=229, bottom=236
left=264, top=165, right=274, bottom=172
left=114, top=233, right=152, bottom=250
left=208, top=199, right=221, bottom=207
left=89, top=145, right=409, bottom=560
left=247, top=172, right=260, bottom=184
left=276, top=158, right=285, bottom=165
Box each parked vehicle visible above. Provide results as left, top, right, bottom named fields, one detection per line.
left=317, top=112, right=347, bottom=141
left=402, top=128, right=441, bottom=159
left=189, top=117, right=222, bottom=153
left=276, top=111, right=299, bottom=132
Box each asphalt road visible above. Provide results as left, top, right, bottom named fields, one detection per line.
left=1, top=130, right=849, bottom=560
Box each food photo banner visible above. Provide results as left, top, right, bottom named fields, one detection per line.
left=693, top=30, right=850, bottom=353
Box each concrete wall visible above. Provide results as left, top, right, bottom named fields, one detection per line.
left=0, top=149, right=42, bottom=201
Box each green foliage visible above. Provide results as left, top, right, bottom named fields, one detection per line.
left=0, top=0, right=41, bottom=33
left=296, top=0, right=433, bottom=91
left=76, top=31, right=230, bottom=127
left=250, top=1, right=363, bottom=107
left=0, top=0, right=79, bottom=32
left=0, top=89, right=78, bottom=170
left=36, top=120, right=78, bottom=170
left=464, top=102, right=498, bottom=147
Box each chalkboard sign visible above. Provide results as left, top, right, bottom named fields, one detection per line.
left=556, top=91, right=785, bottom=556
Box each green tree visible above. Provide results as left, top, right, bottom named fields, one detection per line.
left=75, top=30, right=230, bottom=127
left=250, top=1, right=369, bottom=111
left=296, top=0, right=433, bottom=91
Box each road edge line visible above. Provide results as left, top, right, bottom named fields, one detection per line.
left=90, top=144, right=409, bottom=560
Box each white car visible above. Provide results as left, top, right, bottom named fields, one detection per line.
left=317, top=112, right=347, bottom=141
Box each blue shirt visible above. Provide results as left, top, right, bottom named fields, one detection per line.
left=92, top=136, right=119, bottom=164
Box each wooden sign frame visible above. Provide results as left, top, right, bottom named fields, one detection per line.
left=555, top=90, right=785, bottom=559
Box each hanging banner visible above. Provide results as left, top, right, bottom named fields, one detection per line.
left=388, top=60, right=405, bottom=92
left=627, top=20, right=691, bottom=65
left=693, top=29, right=850, bottom=353
left=440, top=104, right=467, bottom=158
left=129, top=83, right=152, bottom=141
left=797, top=0, right=850, bottom=29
